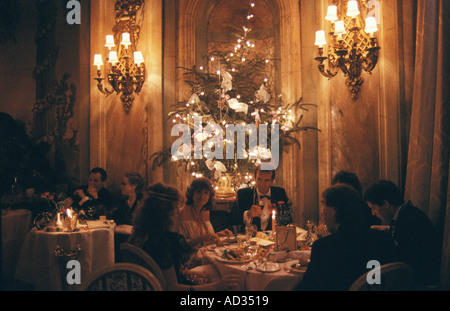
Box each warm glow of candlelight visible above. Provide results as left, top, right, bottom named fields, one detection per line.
left=105, top=35, right=115, bottom=50
left=133, top=51, right=144, bottom=66
left=365, top=17, right=378, bottom=37
left=56, top=213, right=62, bottom=227
left=315, top=30, right=327, bottom=47
left=108, top=51, right=118, bottom=66
left=325, top=5, right=338, bottom=22
left=272, top=210, right=276, bottom=232
left=121, top=32, right=131, bottom=48
left=94, top=54, right=103, bottom=70
left=347, top=0, right=360, bottom=18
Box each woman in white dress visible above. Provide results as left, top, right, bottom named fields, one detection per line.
left=179, top=178, right=233, bottom=248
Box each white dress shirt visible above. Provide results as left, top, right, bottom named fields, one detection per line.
left=243, top=188, right=271, bottom=231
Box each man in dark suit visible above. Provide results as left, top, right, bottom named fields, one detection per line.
left=296, top=184, right=398, bottom=291
left=364, top=180, right=442, bottom=289
left=229, top=165, right=288, bottom=232
left=68, top=167, right=115, bottom=218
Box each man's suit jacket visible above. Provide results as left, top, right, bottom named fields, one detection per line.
left=392, top=201, right=441, bottom=288
left=230, top=186, right=288, bottom=231
left=296, top=223, right=399, bottom=291
left=71, top=185, right=115, bottom=215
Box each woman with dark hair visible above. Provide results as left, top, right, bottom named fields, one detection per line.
left=179, top=178, right=232, bottom=248
left=128, top=182, right=240, bottom=291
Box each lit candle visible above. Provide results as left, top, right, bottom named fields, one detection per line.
left=314, top=30, right=327, bottom=47
left=325, top=5, right=338, bottom=22
left=93, top=54, right=103, bottom=70
left=365, top=17, right=378, bottom=37
left=121, top=32, right=131, bottom=49
left=133, top=51, right=144, bottom=66
left=56, top=212, right=62, bottom=228
left=105, top=35, right=115, bottom=50
left=108, top=51, right=119, bottom=66
left=272, top=210, right=276, bottom=233
left=347, top=0, right=360, bottom=18
left=334, top=21, right=346, bottom=40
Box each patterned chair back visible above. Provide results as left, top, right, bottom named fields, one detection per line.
left=349, top=262, right=413, bottom=291
left=120, top=243, right=167, bottom=290
left=83, top=263, right=163, bottom=291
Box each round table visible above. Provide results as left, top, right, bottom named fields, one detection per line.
left=15, top=225, right=115, bottom=291
left=201, top=245, right=309, bottom=291
left=2, top=209, right=32, bottom=280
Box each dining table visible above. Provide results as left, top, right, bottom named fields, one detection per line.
left=200, top=234, right=311, bottom=291
left=2, top=209, right=33, bottom=281
left=15, top=220, right=116, bottom=291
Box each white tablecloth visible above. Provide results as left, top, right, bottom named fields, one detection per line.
left=15, top=225, right=115, bottom=291
left=202, top=248, right=307, bottom=291
left=2, top=209, right=32, bottom=280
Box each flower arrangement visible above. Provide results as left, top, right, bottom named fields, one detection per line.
left=41, top=192, right=67, bottom=214
left=274, top=201, right=294, bottom=227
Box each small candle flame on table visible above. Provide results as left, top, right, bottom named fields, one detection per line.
left=272, top=210, right=276, bottom=233
left=56, top=213, right=62, bottom=227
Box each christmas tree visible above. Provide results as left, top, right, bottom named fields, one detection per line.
left=151, top=2, right=318, bottom=192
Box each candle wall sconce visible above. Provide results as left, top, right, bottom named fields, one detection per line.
left=314, top=0, right=380, bottom=99
left=93, top=0, right=145, bottom=113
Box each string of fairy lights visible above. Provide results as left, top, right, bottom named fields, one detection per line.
left=154, top=1, right=311, bottom=192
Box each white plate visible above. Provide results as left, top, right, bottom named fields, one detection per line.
left=284, top=260, right=307, bottom=274
left=215, top=256, right=252, bottom=264
left=255, top=262, right=280, bottom=273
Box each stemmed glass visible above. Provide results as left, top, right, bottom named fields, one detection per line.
left=245, top=224, right=257, bottom=239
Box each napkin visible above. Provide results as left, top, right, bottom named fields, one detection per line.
left=87, top=220, right=111, bottom=229
left=256, top=239, right=275, bottom=247
left=115, top=224, right=133, bottom=235
left=296, top=227, right=308, bottom=240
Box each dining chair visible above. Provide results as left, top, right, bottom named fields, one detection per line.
left=120, top=242, right=167, bottom=290
left=349, top=262, right=413, bottom=291
left=82, top=263, right=163, bottom=291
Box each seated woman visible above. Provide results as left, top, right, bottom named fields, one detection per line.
left=128, top=182, right=240, bottom=291
left=111, top=172, right=145, bottom=262
left=111, top=172, right=145, bottom=226
left=179, top=178, right=232, bottom=248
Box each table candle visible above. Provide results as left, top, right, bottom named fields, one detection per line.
left=56, top=213, right=62, bottom=228
left=272, top=210, right=276, bottom=233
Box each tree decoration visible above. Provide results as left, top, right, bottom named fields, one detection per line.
left=151, top=2, right=319, bottom=190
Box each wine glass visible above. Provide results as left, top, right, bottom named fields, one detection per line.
left=247, top=243, right=260, bottom=258
left=237, top=234, right=249, bottom=252
left=245, top=224, right=257, bottom=239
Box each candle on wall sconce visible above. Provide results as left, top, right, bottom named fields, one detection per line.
left=92, top=0, right=146, bottom=113
left=105, top=35, right=115, bottom=50
left=313, top=0, right=381, bottom=99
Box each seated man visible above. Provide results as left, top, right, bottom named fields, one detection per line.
left=364, top=180, right=442, bottom=289
left=229, top=164, right=288, bottom=232
left=68, top=167, right=115, bottom=218
left=296, top=184, right=398, bottom=291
